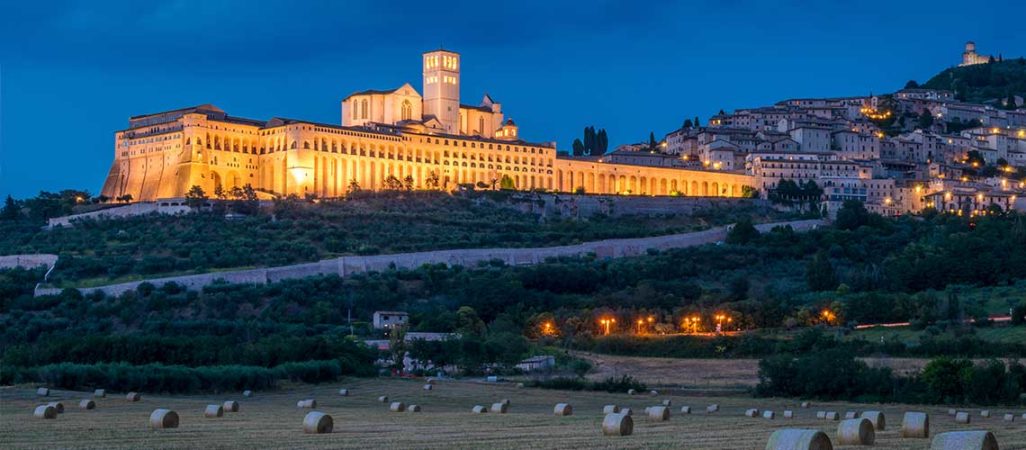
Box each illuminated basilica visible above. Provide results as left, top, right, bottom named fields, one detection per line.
left=101, top=49, right=752, bottom=202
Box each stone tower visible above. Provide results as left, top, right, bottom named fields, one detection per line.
left=422, top=49, right=460, bottom=134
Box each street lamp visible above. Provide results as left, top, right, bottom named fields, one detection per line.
left=599, top=318, right=616, bottom=336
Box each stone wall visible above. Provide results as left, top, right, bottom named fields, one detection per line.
left=0, top=254, right=58, bottom=271
left=502, top=193, right=773, bottom=218
left=39, top=219, right=823, bottom=298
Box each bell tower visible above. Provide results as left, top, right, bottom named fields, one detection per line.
left=422, top=49, right=460, bottom=134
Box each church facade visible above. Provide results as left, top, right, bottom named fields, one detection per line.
left=101, top=49, right=752, bottom=202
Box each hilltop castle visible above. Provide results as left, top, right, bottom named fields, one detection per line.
left=100, top=49, right=749, bottom=202
left=960, top=41, right=991, bottom=67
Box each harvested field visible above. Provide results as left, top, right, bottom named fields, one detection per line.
left=3, top=379, right=1026, bottom=449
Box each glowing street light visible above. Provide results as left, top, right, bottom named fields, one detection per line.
left=599, top=318, right=616, bottom=336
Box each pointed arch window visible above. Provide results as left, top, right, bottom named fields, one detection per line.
left=401, top=100, right=412, bottom=121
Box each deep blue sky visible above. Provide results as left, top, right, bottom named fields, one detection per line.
left=2, top=0, right=1025, bottom=198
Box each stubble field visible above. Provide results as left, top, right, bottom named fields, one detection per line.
left=4, top=378, right=1026, bottom=449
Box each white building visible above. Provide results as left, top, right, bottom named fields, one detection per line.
left=372, top=311, right=409, bottom=330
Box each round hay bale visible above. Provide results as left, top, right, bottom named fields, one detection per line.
left=425, top=377, right=435, bottom=385
left=500, top=399, right=510, bottom=406
left=706, top=404, right=719, bottom=413
left=783, top=410, right=794, bottom=419
left=472, top=405, right=487, bottom=414
left=33, top=405, right=57, bottom=419
left=647, top=405, right=669, bottom=421
left=490, top=402, right=508, bottom=414
left=844, top=411, right=859, bottom=419
left=745, top=408, right=759, bottom=417
left=553, top=403, right=573, bottom=416
left=204, top=404, right=224, bottom=418
left=423, top=384, right=433, bottom=391
left=627, top=389, right=637, bottom=395
left=390, top=402, right=406, bottom=412
left=94, top=389, right=106, bottom=398
left=242, top=390, right=252, bottom=397
left=955, top=411, right=970, bottom=424
left=338, top=388, right=349, bottom=396
left=929, top=430, right=998, bottom=450
left=825, top=411, right=839, bottom=421
left=643, top=406, right=652, bottom=415
left=680, top=406, right=691, bottom=414
left=763, top=410, right=775, bottom=420
left=649, top=390, right=658, bottom=396
left=836, top=418, right=874, bottom=445
left=126, top=392, right=141, bottom=402
left=407, top=405, right=421, bottom=412
left=378, top=395, right=389, bottom=403
left=302, top=411, right=333, bottom=434
left=764, top=429, right=832, bottom=450
left=36, top=387, right=50, bottom=397
left=223, top=401, right=239, bottom=413
left=947, top=408, right=957, bottom=416
left=1021, top=413, right=1026, bottom=420
left=620, top=407, right=632, bottom=416
left=602, top=413, right=633, bottom=436
left=861, top=411, right=885, bottom=431
left=603, top=405, right=620, bottom=414
left=800, top=401, right=811, bottom=408
left=149, top=409, right=179, bottom=429
left=1003, top=413, right=1014, bottom=422
left=515, top=383, right=524, bottom=388
left=661, top=399, right=671, bottom=406
left=47, top=402, right=65, bottom=414
left=979, top=410, right=990, bottom=418
left=900, top=411, right=929, bottom=438
left=297, top=399, right=317, bottom=409
left=79, top=399, right=96, bottom=410
left=816, top=411, right=827, bottom=419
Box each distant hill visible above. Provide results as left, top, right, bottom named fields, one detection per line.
left=922, top=58, right=1026, bottom=105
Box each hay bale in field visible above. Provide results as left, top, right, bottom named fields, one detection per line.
left=764, top=429, right=832, bottom=450
left=836, top=418, right=875, bottom=445
left=861, top=411, right=885, bottom=431
left=79, top=399, right=96, bottom=410
left=900, top=411, right=929, bottom=438
left=680, top=406, right=691, bottom=414
left=33, top=405, right=57, bottom=419
left=816, top=411, right=827, bottom=419
left=243, top=390, right=252, bottom=397
left=47, top=402, right=65, bottom=414
left=763, top=410, right=775, bottom=420
left=602, top=413, right=633, bottom=436
left=515, top=383, right=524, bottom=388
left=661, top=399, right=671, bottom=406
left=649, top=390, right=658, bottom=396
left=378, top=395, right=389, bottom=403
left=1003, top=413, right=1014, bottom=422
left=223, top=401, right=239, bottom=413
left=423, top=384, right=433, bottom=391
left=390, top=402, right=406, bottom=412
left=297, top=399, right=317, bottom=409
left=929, top=430, right=998, bottom=450
left=338, top=388, right=349, bottom=396
left=36, top=387, right=49, bottom=397
left=980, top=410, right=990, bottom=418
left=1021, top=412, right=1026, bottom=420
left=627, top=389, right=636, bottom=395
left=472, top=405, right=487, bottom=414
left=825, top=411, right=839, bottom=421
left=407, top=405, right=421, bottom=412
left=745, top=408, right=760, bottom=417
left=204, top=404, right=224, bottom=418
left=425, top=377, right=435, bottom=385
left=647, top=405, right=669, bottom=421
left=490, top=402, right=508, bottom=413
left=126, top=392, right=141, bottom=402
left=620, top=407, right=632, bottom=416
left=800, top=401, right=810, bottom=408
left=603, top=405, right=620, bottom=414
left=149, top=409, right=179, bottom=429
left=302, top=411, right=333, bottom=434
left=783, top=410, right=794, bottom=419
left=955, top=411, right=971, bottom=424
left=844, top=411, right=859, bottom=419
left=94, top=389, right=106, bottom=398
left=500, top=399, right=510, bottom=406
left=947, top=408, right=957, bottom=416
left=706, top=404, right=719, bottom=413
left=553, top=403, right=573, bottom=416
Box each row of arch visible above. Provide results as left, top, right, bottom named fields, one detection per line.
left=555, top=169, right=746, bottom=197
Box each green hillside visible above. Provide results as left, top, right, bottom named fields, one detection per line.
left=922, top=58, right=1026, bottom=104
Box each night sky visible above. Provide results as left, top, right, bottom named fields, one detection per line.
left=2, top=0, right=1025, bottom=198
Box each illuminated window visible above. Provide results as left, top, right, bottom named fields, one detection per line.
left=401, top=100, right=412, bottom=121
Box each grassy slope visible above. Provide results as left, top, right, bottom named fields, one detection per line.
left=4, top=378, right=1026, bottom=449
left=923, top=59, right=1026, bottom=103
